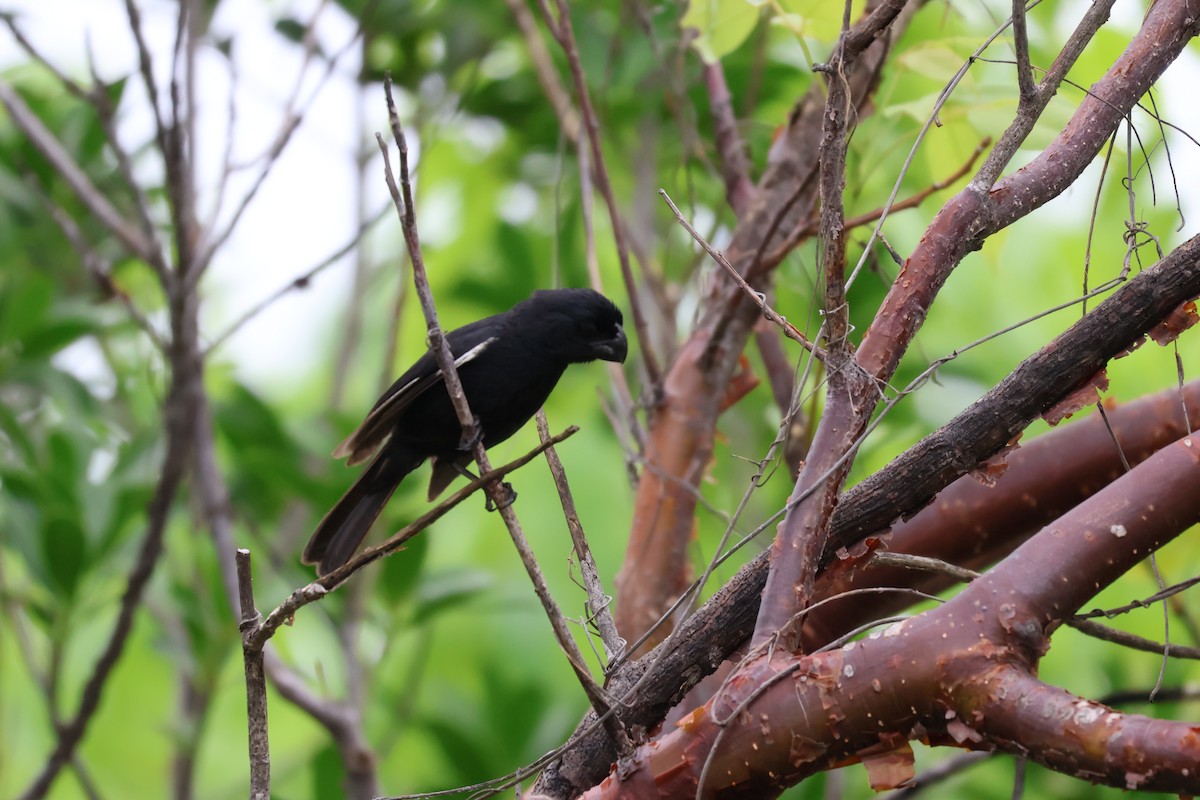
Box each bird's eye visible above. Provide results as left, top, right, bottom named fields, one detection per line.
left=579, top=320, right=599, bottom=337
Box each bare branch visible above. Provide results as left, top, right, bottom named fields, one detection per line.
left=235, top=550, right=271, bottom=800
left=659, top=189, right=824, bottom=358
left=547, top=228, right=1200, bottom=795
left=752, top=0, right=908, bottom=650
left=539, top=0, right=663, bottom=388
left=375, top=81, right=631, bottom=753
left=703, top=59, right=754, bottom=216
left=536, top=410, right=625, bottom=664
left=0, top=77, right=158, bottom=262
left=1011, top=0, right=1037, bottom=102
left=17, top=308, right=201, bottom=800
left=583, top=429, right=1200, bottom=796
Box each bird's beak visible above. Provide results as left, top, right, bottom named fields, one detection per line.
left=593, top=324, right=628, bottom=363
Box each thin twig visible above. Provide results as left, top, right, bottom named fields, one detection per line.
left=503, top=0, right=581, bottom=142
left=704, top=59, right=755, bottom=216
left=0, top=77, right=157, bottom=262
left=236, top=550, right=271, bottom=800
left=83, top=40, right=166, bottom=276
left=375, top=79, right=631, bottom=757
left=1011, top=0, right=1037, bottom=103
left=659, top=189, right=825, bottom=359
left=194, top=0, right=370, bottom=273
left=248, top=427, right=580, bottom=647
left=973, top=0, right=1116, bottom=188
left=1073, top=574, right=1200, bottom=620
left=1067, top=619, right=1200, bottom=660
left=536, top=410, right=626, bottom=663
left=17, top=317, right=199, bottom=800
left=539, top=0, right=663, bottom=389
left=766, top=137, right=992, bottom=268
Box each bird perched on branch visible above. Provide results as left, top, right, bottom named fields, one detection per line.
left=303, top=287, right=628, bottom=576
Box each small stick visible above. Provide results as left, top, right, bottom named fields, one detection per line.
left=659, top=188, right=826, bottom=361
left=235, top=549, right=271, bottom=800
left=536, top=410, right=626, bottom=663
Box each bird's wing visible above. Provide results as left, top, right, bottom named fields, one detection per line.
left=333, top=318, right=501, bottom=465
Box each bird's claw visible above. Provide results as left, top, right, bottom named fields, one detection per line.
left=458, top=418, right=484, bottom=452
left=485, top=482, right=517, bottom=512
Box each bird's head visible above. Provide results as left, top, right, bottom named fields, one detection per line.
left=516, top=288, right=628, bottom=365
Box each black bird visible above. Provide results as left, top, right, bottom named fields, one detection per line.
left=303, top=288, right=627, bottom=576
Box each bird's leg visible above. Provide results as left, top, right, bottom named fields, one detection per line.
left=453, top=461, right=517, bottom=512
left=458, top=416, right=484, bottom=452
left=453, top=461, right=481, bottom=482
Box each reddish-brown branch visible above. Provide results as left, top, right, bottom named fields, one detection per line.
left=584, top=431, right=1200, bottom=798
left=839, top=231, right=1200, bottom=550
left=858, top=0, right=1200, bottom=380
left=542, top=2, right=1200, bottom=795
left=959, top=664, right=1200, bottom=791
left=608, top=0, right=906, bottom=654
left=704, top=59, right=755, bottom=216
left=547, top=228, right=1200, bottom=796
left=803, top=379, right=1200, bottom=649
left=751, top=0, right=909, bottom=647
left=613, top=333, right=717, bottom=646
left=763, top=136, right=992, bottom=266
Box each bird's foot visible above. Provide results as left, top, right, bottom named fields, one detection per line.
left=458, top=417, right=484, bottom=452
left=485, top=482, right=517, bottom=512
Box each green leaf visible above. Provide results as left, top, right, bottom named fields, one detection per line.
left=0, top=403, right=35, bottom=461
left=41, top=515, right=87, bottom=598
left=0, top=271, right=54, bottom=345
left=95, top=484, right=153, bottom=560
left=21, top=316, right=98, bottom=361
left=111, top=257, right=168, bottom=312
left=895, top=40, right=972, bottom=82
left=774, top=0, right=867, bottom=43
left=682, top=0, right=761, bottom=63
left=0, top=466, right=42, bottom=503
left=46, top=429, right=83, bottom=491
left=214, top=383, right=292, bottom=450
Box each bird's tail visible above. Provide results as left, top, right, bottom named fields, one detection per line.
left=302, top=448, right=424, bottom=576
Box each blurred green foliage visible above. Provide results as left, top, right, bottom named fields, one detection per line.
left=1, top=0, right=1198, bottom=798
